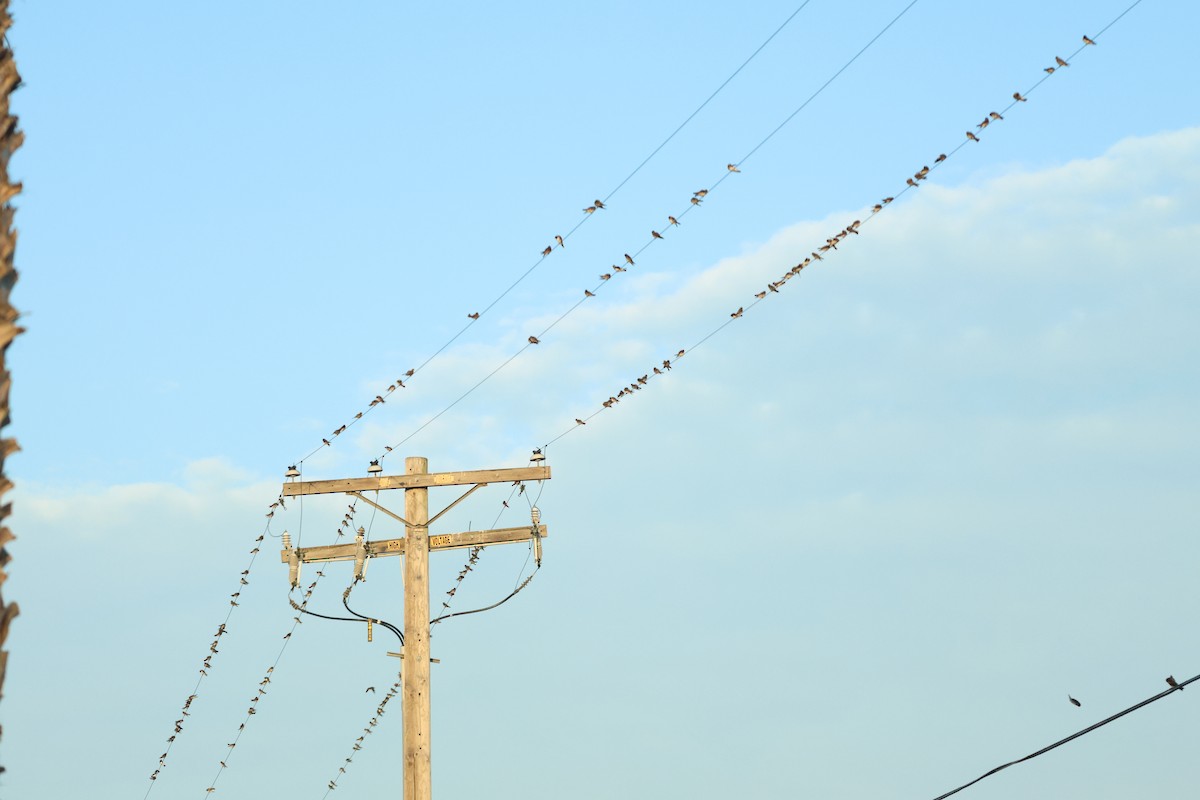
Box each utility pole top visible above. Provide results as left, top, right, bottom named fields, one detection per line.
left=279, top=455, right=552, bottom=800
left=281, top=465, right=551, bottom=497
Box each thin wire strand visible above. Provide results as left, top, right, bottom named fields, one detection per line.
left=932, top=673, right=1196, bottom=800
left=289, top=3, right=815, bottom=469
left=376, top=3, right=918, bottom=460
left=539, top=6, right=1131, bottom=450
left=601, top=1, right=813, bottom=202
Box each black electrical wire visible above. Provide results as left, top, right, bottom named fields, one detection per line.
left=342, top=584, right=404, bottom=644
left=288, top=589, right=403, bottom=643
left=429, top=567, right=539, bottom=626
left=932, top=672, right=1197, bottom=799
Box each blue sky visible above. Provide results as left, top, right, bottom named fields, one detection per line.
left=5, top=1, right=1199, bottom=798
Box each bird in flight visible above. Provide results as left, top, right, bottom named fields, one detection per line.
left=366, top=686, right=375, bottom=694
left=1068, top=695, right=1081, bottom=707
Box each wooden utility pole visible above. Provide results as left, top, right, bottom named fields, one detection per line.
left=280, top=457, right=551, bottom=800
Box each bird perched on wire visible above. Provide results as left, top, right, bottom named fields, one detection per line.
left=541, top=246, right=552, bottom=257
left=1082, top=34, right=1096, bottom=45
left=583, top=206, right=596, bottom=214
left=467, top=312, right=479, bottom=320
left=555, top=235, right=564, bottom=248
left=593, top=199, right=606, bottom=209
left=668, top=216, right=679, bottom=226
left=1013, top=91, right=1027, bottom=102
left=730, top=307, right=743, bottom=318
left=1056, top=56, right=1069, bottom=67
left=966, top=131, right=980, bottom=142
left=528, top=336, right=540, bottom=345
left=575, top=418, right=586, bottom=426
left=1167, top=675, right=1182, bottom=690
left=727, top=163, right=740, bottom=172
left=624, top=254, right=635, bottom=266
left=651, top=230, right=664, bottom=240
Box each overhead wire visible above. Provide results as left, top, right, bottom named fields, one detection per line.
left=931, top=672, right=1195, bottom=800
left=372, top=0, right=920, bottom=461
left=538, top=14, right=1131, bottom=449
left=149, top=2, right=1145, bottom=794
left=188, top=500, right=361, bottom=797
left=286, top=2, right=816, bottom=472
left=320, top=671, right=403, bottom=798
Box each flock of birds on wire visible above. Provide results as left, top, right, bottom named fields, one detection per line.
left=141, top=33, right=1129, bottom=797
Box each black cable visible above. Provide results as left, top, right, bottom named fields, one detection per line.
left=932, top=673, right=1197, bottom=800
left=429, top=567, right=538, bottom=626
left=342, top=584, right=404, bottom=644
left=288, top=589, right=403, bottom=644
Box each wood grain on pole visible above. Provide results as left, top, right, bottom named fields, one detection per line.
left=403, top=456, right=432, bottom=800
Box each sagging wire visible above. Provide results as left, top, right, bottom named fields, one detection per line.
left=288, top=2, right=816, bottom=470
left=320, top=672, right=404, bottom=797
left=370, top=0, right=923, bottom=459
left=142, top=520, right=270, bottom=796
left=430, top=480, right=544, bottom=627
left=194, top=501, right=361, bottom=796
left=932, top=670, right=1194, bottom=800
left=538, top=16, right=1131, bottom=450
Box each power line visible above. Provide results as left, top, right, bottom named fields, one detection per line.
left=372, top=1, right=920, bottom=461
left=932, top=673, right=1196, bottom=800
left=286, top=2, right=816, bottom=471
left=538, top=7, right=1135, bottom=449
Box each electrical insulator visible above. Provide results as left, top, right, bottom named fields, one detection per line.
left=285, top=465, right=300, bottom=478
left=353, top=527, right=368, bottom=582
left=533, top=535, right=543, bottom=568
left=530, top=506, right=541, bottom=525
left=282, top=531, right=292, bottom=550
left=367, top=619, right=374, bottom=642
left=367, top=459, right=382, bottom=474
left=288, top=552, right=301, bottom=589
left=530, top=448, right=545, bottom=463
